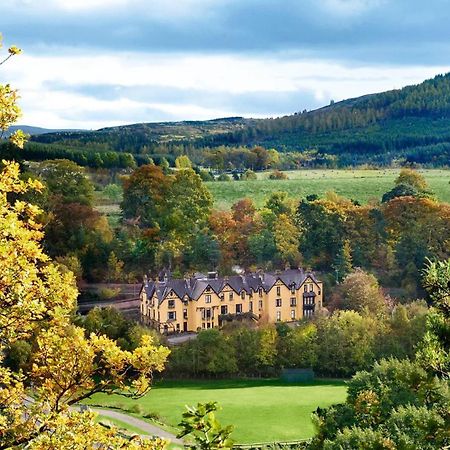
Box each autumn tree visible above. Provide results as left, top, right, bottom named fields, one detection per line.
left=0, top=37, right=170, bottom=449
left=0, top=34, right=27, bottom=149
left=330, top=269, right=387, bottom=315
left=175, top=154, right=193, bottom=169
left=121, top=164, right=170, bottom=230
left=395, top=168, right=428, bottom=191
left=36, top=158, right=94, bottom=206
left=382, top=168, right=434, bottom=203
left=273, top=213, right=301, bottom=265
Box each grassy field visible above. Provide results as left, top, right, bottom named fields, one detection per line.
left=206, top=169, right=450, bottom=209
left=85, top=379, right=347, bottom=443
left=93, top=169, right=450, bottom=215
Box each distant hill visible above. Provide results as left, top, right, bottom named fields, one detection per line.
left=24, top=73, right=450, bottom=166
left=6, top=125, right=83, bottom=137
left=31, top=117, right=250, bottom=146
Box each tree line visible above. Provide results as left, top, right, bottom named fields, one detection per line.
left=19, top=159, right=450, bottom=302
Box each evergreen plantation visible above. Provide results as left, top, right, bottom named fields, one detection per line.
left=4, top=73, right=450, bottom=169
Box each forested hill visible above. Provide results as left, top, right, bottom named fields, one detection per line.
left=32, top=117, right=251, bottom=148
left=26, top=73, right=450, bottom=166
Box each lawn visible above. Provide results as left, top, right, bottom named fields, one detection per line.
left=206, top=169, right=450, bottom=209
left=85, top=379, right=347, bottom=444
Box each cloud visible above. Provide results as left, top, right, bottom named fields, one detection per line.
left=6, top=50, right=449, bottom=129
left=2, top=0, right=450, bottom=128
left=1, top=0, right=450, bottom=65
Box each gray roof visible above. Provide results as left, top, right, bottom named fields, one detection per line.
left=143, top=268, right=320, bottom=305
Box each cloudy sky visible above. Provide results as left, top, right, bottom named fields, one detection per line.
left=2, top=0, right=450, bottom=129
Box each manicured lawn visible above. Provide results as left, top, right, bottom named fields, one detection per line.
left=85, top=379, right=347, bottom=443
left=206, top=169, right=450, bottom=209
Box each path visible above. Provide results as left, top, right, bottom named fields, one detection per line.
left=92, top=408, right=184, bottom=445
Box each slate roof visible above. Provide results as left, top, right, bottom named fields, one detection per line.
left=143, top=268, right=320, bottom=305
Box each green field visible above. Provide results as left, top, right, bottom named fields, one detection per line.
left=85, top=379, right=347, bottom=443
left=206, top=169, right=450, bottom=209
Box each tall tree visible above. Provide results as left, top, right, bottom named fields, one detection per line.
left=0, top=36, right=169, bottom=449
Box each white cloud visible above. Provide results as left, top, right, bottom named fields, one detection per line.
left=5, top=50, right=450, bottom=129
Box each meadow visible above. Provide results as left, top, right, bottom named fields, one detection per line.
left=206, top=169, right=450, bottom=209
left=86, top=379, right=347, bottom=443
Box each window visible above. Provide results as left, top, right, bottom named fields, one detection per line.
left=202, top=323, right=206, bottom=329
left=304, top=284, right=308, bottom=293
left=290, top=297, right=296, bottom=306
left=220, top=293, right=224, bottom=301
left=236, top=304, right=242, bottom=314
left=276, top=286, right=281, bottom=296
left=309, top=283, right=314, bottom=292
left=229, top=292, right=234, bottom=301
left=168, top=299, right=175, bottom=309
left=318, top=290, right=321, bottom=295
left=249, top=301, right=253, bottom=312
left=259, top=288, right=263, bottom=297
left=221, top=305, right=228, bottom=315
left=276, top=311, right=281, bottom=321
left=259, top=300, right=263, bottom=310
left=291, top=285, right=295, bottom=294
left=167, top=311, right=176, bottom=321
left=183, top=309, right=188, bottom=320
left=241, top=291, right=245, bottom=300
left=205, top=294, right=211, bottom=303
left=176, top=323, right=180, bottom=331
left=291, top=310, right=296, bottom=319
left=207, top=322, right=211, bottom=328
left=206, top=286, right=211, bottom=292
left=276, top=298, right=282, bottom=307
left=206, top=308, right=212, bottom=320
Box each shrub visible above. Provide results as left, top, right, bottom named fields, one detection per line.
left=269, top=170, right=288, bottom=180
left=98, top=287, right=121, bottom=300
left=242, top=170, right=257, bottom=180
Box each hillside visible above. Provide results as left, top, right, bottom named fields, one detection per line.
left=22, top=73, right=450, bottom=167
left=5, top=125, right=80, bottom=136
left=31, top=117, right=251, bottom=148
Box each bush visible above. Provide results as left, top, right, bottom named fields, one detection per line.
left=217, top=173, right=232, bottom=181
left=198, top=170, right=215, bottom=182
left=98, top=287, right=121, bottom=300
left=268, top=170, right=288, bottom=180
left=129, top=404, right=144, bottom=415
left=143, top=411, right=162, bottom=421
left=241, top=170, right=257, bottom=180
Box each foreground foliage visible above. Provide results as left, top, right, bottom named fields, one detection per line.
left=0, top=162, right=170, bottom=449
left=308, top=260, right=450, bottom=449
left=178, top=402, right=234, bottom=450
left=0, top=37, right=170, bottom=449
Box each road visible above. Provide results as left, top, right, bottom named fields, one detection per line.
left=92, top=408, right=185, bottom=445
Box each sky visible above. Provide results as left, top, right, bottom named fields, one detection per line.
left=2, top=0, right=450, bottom=130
